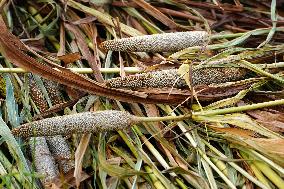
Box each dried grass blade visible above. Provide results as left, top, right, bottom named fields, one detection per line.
left=67, top=0, right=143, bottom=37
left=64, top=23, right=104, bottom=82
left=74, top=134, right=91, bottom=187
left=0, top=17, right=169, bottom=104
left=238, top=60, right=284, bottom=83
left=257, top=0, right=277, bottom=48
left=134, top=0, right=178, bottom=29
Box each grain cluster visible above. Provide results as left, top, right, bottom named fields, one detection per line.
left=12, top=110, right=134, bottom=137
left=106, top=67, right=248, bottom=89
left=29, top=137, right=59, bottom=184
left=28, top=75, right=74, bottom=177
left=46, top=136, right=74, bottom=173
left=100, top=31, right=209, bottom=52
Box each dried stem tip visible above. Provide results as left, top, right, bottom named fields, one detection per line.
left=100, top=31, right=209, bottom=52
left=12, top=110, right=134, bottom=137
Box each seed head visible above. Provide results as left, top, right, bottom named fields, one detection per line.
left=29, top=137, right=59, bottom=184
left=46, top=136, right=74, bottom=173
left=192, top=67, right=248, bottom=86
left=100, top=31, right=209, bottom=52
left=106, top=69, right=186, bottom=89
left=43, top=80, right=63, bottom=105
left=12, top=110, right=134, bottom=137
left=29, top=75, right=49, bottom=112
left=106, top=67, right=248, bottom=89
left=29, top=75, right=63, bottom=111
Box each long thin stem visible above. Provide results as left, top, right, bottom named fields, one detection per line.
left=0, top=67, right=143, bottom=74
left=193, top=99, right=284, bottom=116
left=202, top=139, right=270, bottom=189
left=1, top=62, right=284, bottom=74
left=134, top=113, right=192, bottom=123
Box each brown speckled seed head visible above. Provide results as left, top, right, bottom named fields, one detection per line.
left=106, top=69, right=186, bottom=89
left=29, top=137, right=59, bottom=184
left=100, top=31, right=209, bottom=52
left=43, top=80, right=63, bottom=105
left=106, top=67, right=248, bottom=89
left=46, top=136, right=74, bottom=173
left=12, top=110, right=134, bottom=137
left=29, top=74, right=49, bottom=112
left=192, top=67, right=248, bottom=86
left=29, top=75, right=63, bottom=112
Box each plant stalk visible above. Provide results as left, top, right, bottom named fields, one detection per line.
left=193, top=99, right=284, bottom=117
left=0, top=67, right=143, bottom=74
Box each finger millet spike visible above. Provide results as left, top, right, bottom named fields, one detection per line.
left=105, top=68, right=249, bottom=89
left=100, top=31, right=209, bottom=52
left=12, top=110, right=135, bottom=137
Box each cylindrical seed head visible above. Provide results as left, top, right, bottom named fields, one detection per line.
left=28, top=74, right=49, bottom=112
left=106, top=69, right=186, bottom=89
left=29, top=76, right=72, bottom=173
left=192, top=67, right=248, bottom=86
left=46, top=136, right=74, bottom=173
left=43, top=80, right=63, bottom=105
left=29, top=137, right=59, bottom=184
left=28, top=75, right=63, bottom=111
left=106, top=67, right=248, bottom=89
left=12, top=110, right=134, bottom=137
left=100, top=31, right=209, bottom=52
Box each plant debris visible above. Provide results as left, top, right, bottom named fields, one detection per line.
left=0, top=0, right=284, bottom=188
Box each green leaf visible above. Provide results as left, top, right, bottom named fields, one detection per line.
left=3, top=74, right=19, bottom=128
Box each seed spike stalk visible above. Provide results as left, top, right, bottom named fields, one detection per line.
left=253, top=160, right=284, bottom=189
left=202, top=139, right=270, bottom=189
left=193, top=99, right=284, bottom=117
left=0, top=63, right=284, bottom=74
left=12, top=98, right=284, bottom=138
left=249, top=150, right=284, bottom=174
left=0, top=67, right=143, bottom=74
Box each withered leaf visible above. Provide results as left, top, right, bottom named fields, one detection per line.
left=0, top=16, right=161, bottom=104
left=134, top=0, right=179, bottom=29
left=57, top=52, right=81, bottom=64
left=46, top=169, right=90, bottom=189
left=64, top=23, right=104, bottom=82
left=247, top=110, right=284, bottom=133
left=0, top=16, right=254, bottom=105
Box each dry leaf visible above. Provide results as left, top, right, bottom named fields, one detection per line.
left=247, top=110, right=284, bottom=132
left=57, top=52, right=81, bottom=64
left=74, top=134, right=91, bottom=187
